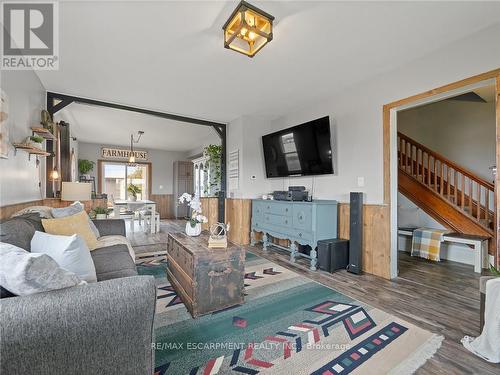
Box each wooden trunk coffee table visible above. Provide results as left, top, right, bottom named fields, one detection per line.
left=166, top=232, right=245, bottom=318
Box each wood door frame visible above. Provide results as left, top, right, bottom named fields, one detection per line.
left=97, top=159, right=153, bottom=198
left=383, top=68, right=500, bottom=276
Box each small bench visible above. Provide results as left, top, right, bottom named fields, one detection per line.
left=398, top=227, right=489, bottom=273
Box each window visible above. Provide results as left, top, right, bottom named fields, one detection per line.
left=100, top=161, right=149, bottom=200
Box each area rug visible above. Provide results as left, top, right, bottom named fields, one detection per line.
left=137, top=252, right=443, bottom=374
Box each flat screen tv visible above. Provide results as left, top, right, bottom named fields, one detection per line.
left=262, top=116, right=333, bottom=178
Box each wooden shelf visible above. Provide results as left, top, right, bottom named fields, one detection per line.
left=31, top=127, right=56, bottom=140
left=12, top=143, right=51, bottom=160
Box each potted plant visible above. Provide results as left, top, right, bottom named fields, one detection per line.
left=203, top=144, right=222, bottom=196
left=178, top=193, right=207, bottom=236
left=91, top=206, right=112, bottom=220
left=127, top=183, right=142, bottom=201
left=26, top=135, right=44, bottom=149
left=78, top=159, right=95, bottom=179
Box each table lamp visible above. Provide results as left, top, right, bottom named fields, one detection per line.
left=61, top=182, right=92, bottom=202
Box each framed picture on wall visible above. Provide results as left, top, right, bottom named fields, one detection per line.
left=0, top=89, right=9, bottom=159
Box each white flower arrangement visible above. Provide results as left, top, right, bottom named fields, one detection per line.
left=178, top=193, right=208, bottom=228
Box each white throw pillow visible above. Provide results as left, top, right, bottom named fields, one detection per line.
left=0, top=242, right=85, bottom=296
left=31, top=231, right=97, bottom=283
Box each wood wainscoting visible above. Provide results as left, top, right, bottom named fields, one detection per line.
left=200, top=197, right=219, bottom=230
left=223, top=198, right=391, bottom=278
left=0, top=198, right=108, bottom=221
left=337, top=203, right=391, bottom=279
left=150, top=194, right=174, bottom=219
left=225, top=198, right=252, bottom=246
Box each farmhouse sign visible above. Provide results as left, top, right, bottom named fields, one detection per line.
left=101, top=147, right=148, bottom=161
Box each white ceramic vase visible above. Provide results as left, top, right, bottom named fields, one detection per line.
left=129, top=195, right=137, bottom=202
left=96, top=214, right=107, bottom=220
left=185, top=222, right=202, bottom=236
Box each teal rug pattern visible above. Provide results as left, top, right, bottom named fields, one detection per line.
left=137, top=252, right=441, bottom=375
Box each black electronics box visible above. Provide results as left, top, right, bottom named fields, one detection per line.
left=317, top=239, right=349, bottom=272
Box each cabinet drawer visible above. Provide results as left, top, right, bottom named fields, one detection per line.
left=292, top=230, right=312, bottom=242
left=252, top=202, right=264, bottom=220
left=293, top=205, right=313, bottom=230
left=263, top=203, right=292, bottom=216
left=263, top=213, right=291, bottom=228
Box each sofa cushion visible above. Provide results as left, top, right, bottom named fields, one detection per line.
left=0, top=214, right=43, bottom=251
left=91, top=244, right=137, bottom=281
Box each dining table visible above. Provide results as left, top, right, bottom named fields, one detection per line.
left=113, top=199, right=157, bottom=234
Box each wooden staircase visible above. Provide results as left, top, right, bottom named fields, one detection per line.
left=397, top=132, right=495, bottom=242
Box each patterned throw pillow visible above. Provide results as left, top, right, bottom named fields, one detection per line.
left=52, top=201, right=100, bottom=238
left=42, top=211, right=99, bottom=250
left=0, top=242, right=84, bottom=296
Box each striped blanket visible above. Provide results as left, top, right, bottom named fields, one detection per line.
left=411, top=228, right=448, bottom=261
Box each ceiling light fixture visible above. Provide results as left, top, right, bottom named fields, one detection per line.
left=223, top=0, right=274, bottom=58
left=128, top=131, right=144, bottom=165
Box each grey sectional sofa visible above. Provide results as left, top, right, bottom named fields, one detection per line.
left=0, top=214, right=156, bottom=375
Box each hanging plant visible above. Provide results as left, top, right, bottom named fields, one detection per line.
left=203, top=144, right=222, bottom=196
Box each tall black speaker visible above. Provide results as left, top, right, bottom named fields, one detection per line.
left=347, top=192, right=363, bottom=274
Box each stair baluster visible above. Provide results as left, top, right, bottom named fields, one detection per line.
left=397, top=132, right=494, bottom=232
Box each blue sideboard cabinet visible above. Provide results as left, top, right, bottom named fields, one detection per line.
left=250, top=199, right=338, bottom=270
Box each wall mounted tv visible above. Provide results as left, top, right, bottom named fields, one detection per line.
left=262, top=116, right=333, bottom=178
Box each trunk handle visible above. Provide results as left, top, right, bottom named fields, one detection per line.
left=208, top=268, right=232, bottom=277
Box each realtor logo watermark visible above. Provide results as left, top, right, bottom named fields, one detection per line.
left=1, top=1, right=59, bottom=70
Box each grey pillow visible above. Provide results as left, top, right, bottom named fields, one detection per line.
left=0, top=242, right=85, bottom=296
left=52, top=202, right=101, bottom=238
left=0, top=215, right=40, bottom=251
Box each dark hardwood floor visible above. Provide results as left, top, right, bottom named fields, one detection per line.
left=128, top=220, right=499, bottom=374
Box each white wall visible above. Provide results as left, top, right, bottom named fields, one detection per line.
left=0, top=70, right=47, bottom=205
left=227, top=23, right=500, bottom=204
left=398, top=100, right=496, bottom=181
left=78, top=142, right=188, bottom=194
left=186, top=131, right=221, bottom=159
left=397, top=193, right=474, bottom=265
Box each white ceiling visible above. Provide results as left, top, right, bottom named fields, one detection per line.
left=38, top=1, right=500, bottom=126
left=56, top=103, right=220, bottom=152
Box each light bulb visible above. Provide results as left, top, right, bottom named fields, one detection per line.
left=240, top=27, right=247, bottom=36
left=129, top=155, right=136, bottom=163
left=249, top=31, right=257, bottom=40
left=51, top=169, right=59, bottom=180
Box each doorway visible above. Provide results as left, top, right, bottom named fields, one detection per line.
left=384, top=69, right=500, bottom=278
left=98, top=160, right=151, bottom=200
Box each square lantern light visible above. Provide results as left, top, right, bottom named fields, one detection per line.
left=223, top=1, right=274, bottom=57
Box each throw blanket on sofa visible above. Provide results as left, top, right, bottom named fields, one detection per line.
left=95, top=235, right=136, bottom=260
left=411, top=228, right=448, bottom=261
left=462, top=277, right=500, bottom=363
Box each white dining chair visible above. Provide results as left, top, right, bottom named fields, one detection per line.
left=139, top=206, right=160, bottom=234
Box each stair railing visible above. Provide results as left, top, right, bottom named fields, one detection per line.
left=398, top=132, right=495, bottom=230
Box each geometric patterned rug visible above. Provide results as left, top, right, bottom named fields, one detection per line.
left=137, top=252, right=443, bottom=375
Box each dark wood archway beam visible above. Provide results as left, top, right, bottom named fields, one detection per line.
left=46, top=91, right=228, bottom=221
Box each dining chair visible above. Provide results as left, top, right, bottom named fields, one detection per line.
left=110, top=195, right=136, bottom=231
left=138, top=206, right=160, bottom=234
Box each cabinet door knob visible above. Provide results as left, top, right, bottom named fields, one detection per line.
left=285, top=220, right=288, bottom=224
left=285, top=208, right=289, bottom=212
left=299, top=233, right=302, bottom=237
